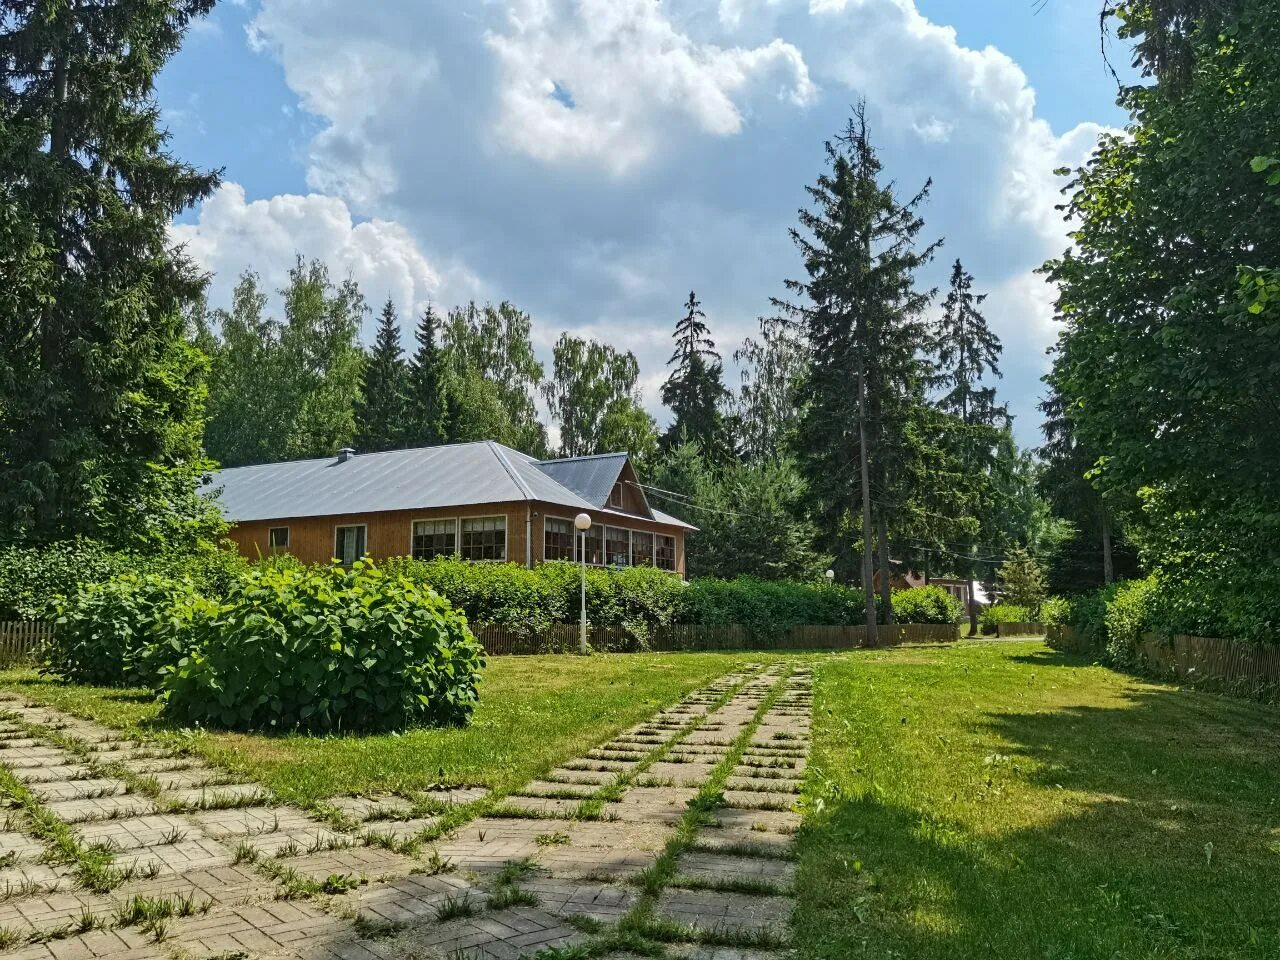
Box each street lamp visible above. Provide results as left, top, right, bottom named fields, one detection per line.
left=825, top=569, right=835, bottom=584
left=574, top=513, right=592, bottom=655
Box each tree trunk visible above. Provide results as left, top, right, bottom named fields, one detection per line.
left=1102, top=510, right=1115, bottom=585
left=857, top=357, right=877, bottom=646
left=878, top=511, right=894, bottom=624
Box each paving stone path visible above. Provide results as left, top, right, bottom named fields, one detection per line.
left=0, top=663, right=811, bottom=960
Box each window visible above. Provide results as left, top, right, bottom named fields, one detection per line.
left=605, top=527, right=630, bottom=567
left=461, top=516, right=506, bottom=561
left=544, top=517, right=575, bottom=562
left=609, top=484, right=623, bottom=508
left=583, top=524, right=605, bottom=566
left=656, top=534, right=677, bottom=571
left=268, top=527, right=290, bottom=552
left=334, top=525, right=366, bottom=568
left=412, top=519, right=456, bottom=561
left=631, top=530, right=654, bottom=567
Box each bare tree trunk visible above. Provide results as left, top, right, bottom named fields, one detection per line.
left=1102, top=510, right=1115, bottom=585
left=878, top=511, right=894, bottom=624
left=857, top=358, right=877, bottom=646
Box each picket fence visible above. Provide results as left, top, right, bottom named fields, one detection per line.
left=994, top=622, right=1045, bottom=638
left=0, top=620, right=54, bottom=666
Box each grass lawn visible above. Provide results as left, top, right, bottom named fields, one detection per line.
left=796, top=639, right=1280, bottom=960
left=0, top=652, right=779, bottom=806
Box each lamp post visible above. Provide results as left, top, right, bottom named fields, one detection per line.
left=825, top=569, right=835, bottom=584
left=574, top=513, right=592, bottom=655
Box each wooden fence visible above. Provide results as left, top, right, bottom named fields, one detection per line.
left=1135, top=634, right=1280, bottom=697
left=0, top=621, right=54, bottom=666
left=994, top=622, right=1045, bottom=638
left=472, top=621, right=958, bottom=655
left=1045, top=624, right=1097, bottom=654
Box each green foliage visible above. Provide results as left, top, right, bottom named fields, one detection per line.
left=996, top=547, right=1047, bottom=611
left=978, top=604, right=1033, bottom=635
left=161, top=561, right=483, bottom=732
left=0, top=0, right=222, bottom=549
left=661, top=291, right=731, bottom=461
left=355, top=299, right=410, bottom=453
left=1044, top=0, right=1280, bottom=643
left=890, top=586, right=963, bottom=625
left=678, top=577, right=869, bottom=639
left=649, top=442, right=830, bottom=581
left=1038, top=595, right=1072, bottom=628
left=46, top=574, right=204, bottom=687
left=1103, top=576, right=1161, bottom=666
left=202, top=262, right=367, bottom=467
left=542, top=334, right=655, bottom=460
left=0, top=539, right=246, bottom=621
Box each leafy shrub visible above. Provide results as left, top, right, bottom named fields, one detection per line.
left=978, top=604, right=1033, bottom=635
left=0, top=539, right=248, bottom=621
left=1103, top=576, right=1161, bottom=666
left=678, top=577, right=870, bottom=639
left=1039, top=595, right=1072, bottom=628
left=161, top=560, right=483, bottom=732
left=46, top=574, right=202, bottom=686
left=1065, top=582, right=1121, bottom=651
left=891, top=586, right=963, bottom=625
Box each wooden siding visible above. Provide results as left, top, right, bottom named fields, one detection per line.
left=227, top=499, right=687, bottom=575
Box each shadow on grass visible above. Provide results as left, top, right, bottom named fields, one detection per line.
left=795, top=668, right=1280, bottom=960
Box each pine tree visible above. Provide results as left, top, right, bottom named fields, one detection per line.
left=776, top=103, right=940, bottom=633
left=355, top=299, right=409, bottom=452
left=406, top=305, right=448, bottom=447
left=996, top=546, right=1047, bottom=611
left=661, top=291, right=730, bottom=458
left=0, top=0, right=222, bottom=548
left=934, top=260, right=1007, bottom=433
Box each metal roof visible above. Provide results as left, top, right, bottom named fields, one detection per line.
left=204, top=441, right=695, bottom=530
left=531, top=452, right=629, bottom=507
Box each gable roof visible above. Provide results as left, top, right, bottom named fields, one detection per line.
left=205, top=441, right=695, bottom=531
left=534, top=452, right=629, bottom=508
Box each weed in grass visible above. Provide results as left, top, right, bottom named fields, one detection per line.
left=0, top=851, right=16, bottom=870
left=487, top=884, right=540, bottom=909
left=421, top=848, right=454, bottom=875
left=317, top=873, right=365, bottom=894
left=159, top=826, right=187, bottom=845
left=0, top=926, right=21, bottom=949
left=433, top=893, right=478, bottom=923
left=669, top=873, right=787, bottom=896
left=351, top=915, right=403, bottom=940
left=535, top=831, right=570, bottom=847
left=492, top=857, right=536, bottom=886
left=231, top=841, right=258, bottom=865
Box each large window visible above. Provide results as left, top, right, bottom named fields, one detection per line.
left=335, top=525, right=367, bottom=568
left=268, top=527, right=290, bottom=552
left=544, top=517, right=575, bottom=561
left=461, top=516, right=506, bottom=561
left=605, top=527, right=630, bottom=567
left=631, top=530, right=654, bottom=567
left=656, top=534, right=677, bottom=572
left=412, top=519, right=456, bottom=561
left=583, top=524, right=605, bottom=566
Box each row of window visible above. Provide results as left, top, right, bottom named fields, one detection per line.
left=267, top=516, right=677, bottom=571
left=543, top=517, right=676, bottom=571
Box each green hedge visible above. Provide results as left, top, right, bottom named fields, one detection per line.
left=978, top=604, right=1033, bottom=635
left=890, top=586, right=964, bottom=625
left=0, top=539, right=247, bottom=621
left=161, top=561, right=483, bottom=732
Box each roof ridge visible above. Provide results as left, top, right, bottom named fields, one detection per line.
left=213, top=440, right=493, bottom=473
left=537, top=451, right=628, bottom=465
left=487, top=441, right=534, bottom=500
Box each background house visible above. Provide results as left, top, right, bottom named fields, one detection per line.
left=207, top=442, right=694, bottom=575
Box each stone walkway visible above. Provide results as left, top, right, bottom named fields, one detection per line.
left=0, top=663, right=811, bottom=959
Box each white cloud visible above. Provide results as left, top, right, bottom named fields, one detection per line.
left=171, top=183, right=481, bottom=339
left=485, top=0, right=816, bottom=175
left=194, top=0, right=1122, bottom=441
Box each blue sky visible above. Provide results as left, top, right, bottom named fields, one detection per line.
left=160, top=0, right=1132, bottom=447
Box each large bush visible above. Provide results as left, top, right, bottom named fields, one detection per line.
left=1103, top=576, right=1162, bottom=666
left=679, top=577, right=869, bottom=639
left=47, top=574, right=203, bottom=686
left=891, top=586, right=963, bottom=625
left=1039, top=595, right=1072, bottom=628
left=161, top=561, right=483, bottom=732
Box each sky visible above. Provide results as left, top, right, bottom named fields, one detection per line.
left=160, top=0, right=1133, bottom=448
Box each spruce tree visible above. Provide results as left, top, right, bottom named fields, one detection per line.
left=406, top=305, right=448, bottom=447
left=0, top=0, right=221, bottom=547
left=776, top=104, right=940, bottom=633
left=934, top=260, right=1007, bottom=434
left=355, top=299, right=409, bottom=452
left=661, top=291, right=730, bottom=458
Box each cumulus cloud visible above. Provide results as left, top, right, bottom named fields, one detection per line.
left=182, top=0, right=1120, bottom=440
left=485, top=0, right=816, bottom=175
left=171, top=183, right=481, bottom=338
